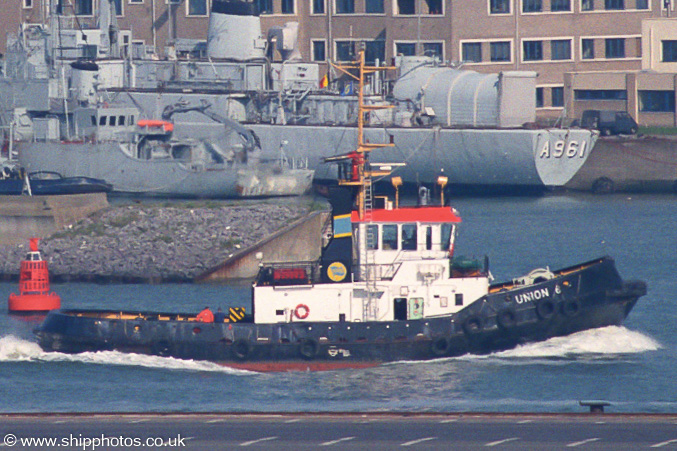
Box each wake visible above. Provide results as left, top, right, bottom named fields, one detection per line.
left=0, top=335, right=251, bottom=374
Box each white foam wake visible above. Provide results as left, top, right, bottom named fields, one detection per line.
left=0, top=335, right=252, bottom=374
left=492, top=326, right=660, bottom=359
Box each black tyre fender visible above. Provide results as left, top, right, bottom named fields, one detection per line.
left=536, top=299, right=557, bottom=320
left=151, top=340, right=172, bottom=357
left=431, top=337, right=450, bottom=356
left=497, top=308, right=518, bottom=329
left=462, top=315, right=484, bottom=335
left=232, top=339, right=251, bottom=361
left=592, top=177, right=615, bottom=194
left=561, top=299, right=581, bottom=317
left=299, top=338, right=319, bottom=360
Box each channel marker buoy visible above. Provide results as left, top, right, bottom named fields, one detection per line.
left=8, top=238, right=61, bottom=313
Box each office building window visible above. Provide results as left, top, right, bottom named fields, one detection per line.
left=574, top=89, right=627, bottom=100
left=23, top=0, right=33, bottom=8
left=551, top=0, right=571, bottom=10
left=111, top=0, right=122, bottom=14
left=605, top=38, right=625, bottom=58
left=281, top=0, right=295, bottom=13
left=582, top=39, right=595, bottom=59
left=366, top=0, right=384, bottom=13
left=490, top=0, right=511, bottom=13
left=552, top=87, right=564, bottom=107
left=129, top=0, right=143, bottom=4
left=605, top=0, right=624, bottom=9
left=636, top=0, right=648, bottom=8
left=523, top=40, right=543, bottom=61
left=581, top=0, right=594, bottom=10
left=491, top=41, right=511, bottom=62
left=336, top=41, right=355, bottom=61
left=397, top=0, right=416, bottom=14
left=396, top=42, right=416, bottom=56
left=424, top=0, right=442, bottom=14
left=74, top=0, right=93, bottom=15
left=365, top=40, right=386, bottom=64
left=639, top=91, right=676, bottom=112
left=312, top=0, right=325, bottom=13
left=523, top=0, right=542, bottom=12
left=187, top=0, right=206, bottom=15
left=257, top=0, right=273, bottom=13
left=335, top=0, right=354, bottom=13
left=462, top=43, right=482, bottom=63
left=312, top=40, right=326, bottom=61
left=536, top=87, right=544, bottom=108
left=551, top=40, right=571, bottom=60
left=663, top=40, right=677, bottom=62
left=423, top=42, right=443, bottom=58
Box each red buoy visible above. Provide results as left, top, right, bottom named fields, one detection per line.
left=8, top=238, right=61, bottom=313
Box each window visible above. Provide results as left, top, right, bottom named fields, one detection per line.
left=441, top=224, right=453, bottom=251
left=335, top=0, right=354, bottom=13
left=23, top=0, right=33, bottom=8
left=118, top=115, right=126, bottom=125
left=581, top=0, right=594, bottom=9
left=605, top=38, right=625, bottom=58
left=523, top=0, right=542, bottom=12
left=281, top=0, right=295, bottom=13
left=424, top=0, right=442, bottom=14
left=74, top=0, right=93, bottom=15
left=551, top=0, right=571, bottom=10
left=491, top=41, right=511, bottom=62
left=365, top=40, right=386, bottom=64
left=536, top=87, right=544, bottom=108
left=401, top=224, right=417, bottom=250
left=639, top=91, right=675, bottom=112
left=109, top=116, right=116, bottom=126
left=129, top=0, right=143, bottom=4
left=112, top=0, right=122, bottom=15
left=336, top=41, right=355, bottom=61
left=636, top=0, right=648, bottom=8
left=312, top=0, right=325, bottom=13
left=312, top=40, right=326, bottom=61
left=187, top=0, right=207, bottom=15
left=366, top=0, right=384, bottom=13
left=99, top=116, right=106, bottom=126
left=605, top=0, right=624, bottom=9
left=552, top=87, right=564, bottom=107
left=551, top=40, right=571, bottom=60
left=582, top=38, right=595, bottom=59
left=423, top=42, right=443, bottom=58
left=455, top=293, right=463, bottom=306
left=257, top=0, right=273, bottom=13
left=366, top=225, right=379, bottom=250
left=523, top=40, right=543, bottom=61
left=490, top=0, right=511, bottom=13
left=462, top=42, right=482, bottom=63
left=574, top=89, right=627, bottom=100
left=382, top=224, right=398, bottom=250
left=396, top=42, right=416, bottom=56
left=425, top=226, right=432, bottom=250
left=662, top=40, right=677, bottom=62
left=397, top=0, right=415, bottom=14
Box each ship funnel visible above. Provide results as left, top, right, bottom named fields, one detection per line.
left=207, top=0, right=266, bottom=60
left=267, top=22, right=301, bottom=61
left=70, top=61, right=100, bottom=106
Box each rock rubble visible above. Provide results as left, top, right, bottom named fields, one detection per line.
left=0, top=199, right=316, bottom=283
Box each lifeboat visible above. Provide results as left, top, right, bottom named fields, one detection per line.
left=8, top=238, right=61, bottom=313
left=137, top=119, right=174, bottom=133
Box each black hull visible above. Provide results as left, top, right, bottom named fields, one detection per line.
left=34, top=257, right=646, bottom=371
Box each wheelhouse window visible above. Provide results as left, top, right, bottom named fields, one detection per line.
left=382, top=225, right=398, bottom=250
left=441, top=223, right=453, bottom=252
left=366, top=225, right=379, bottom=250
left=401, top=224, right=417, bottom=250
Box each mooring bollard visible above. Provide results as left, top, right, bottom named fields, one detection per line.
left=579, top=400, right=611, bottom=413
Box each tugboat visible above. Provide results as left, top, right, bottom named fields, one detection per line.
left=8, top=238, right=61, bottom=314
left=34, top=52, right=646, bottom=371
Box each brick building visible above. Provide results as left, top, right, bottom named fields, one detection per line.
left=4, top=0, right=677, bottom=125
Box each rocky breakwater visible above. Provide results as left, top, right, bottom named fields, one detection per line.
left=0, top=200, right=315, bottom=283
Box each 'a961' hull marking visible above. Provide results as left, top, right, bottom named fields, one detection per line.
left=539, top=140, right=587, bottom=159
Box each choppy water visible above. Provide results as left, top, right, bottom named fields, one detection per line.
left=0, top=193, right=674, bottom=413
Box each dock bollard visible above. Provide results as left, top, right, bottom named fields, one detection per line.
left=579, top=400, right=611, bottom=413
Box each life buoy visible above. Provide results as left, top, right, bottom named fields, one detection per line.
left=431, top=337, right=450, bottom=356
left=298, top=338, right=319, bottom=360
left=561, top=299, right=581, bottom=317
left=536, top=299, right=557, bottom=320
left=462, top=315, right=484, bottom=335
left=294, top=304, right=310, bottom=320
left=232, top=339, right=251, bottom=361
left=497, top=308, right=517, bottom=329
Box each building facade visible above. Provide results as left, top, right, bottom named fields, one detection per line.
left=4, top=0, right=677, bottom=125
